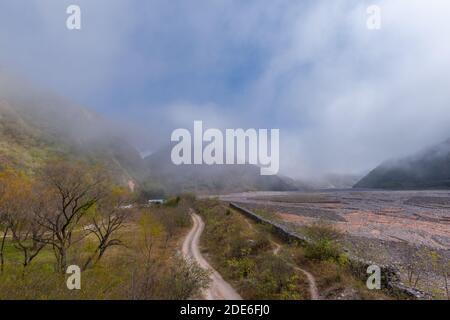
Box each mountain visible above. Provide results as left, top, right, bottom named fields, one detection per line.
left=0, top=72, right=145, bottom=186
left=304, top=173, right=363, bottom=189
left=354, top=139, right=450, bottom=189
left=143, top=146, right=300, bottom=195
left=0, top=72, right=304, bottom=196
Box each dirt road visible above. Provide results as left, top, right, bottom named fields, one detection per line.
left=293, top=265, right=320, bottom=300
left=242, top=211, right=320, bottom=300
left=182, top=210, right=242, bottom=300
left=269, top=238, right=320, bottom=300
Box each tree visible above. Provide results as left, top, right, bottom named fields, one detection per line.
left=35, top=160, right=108, bottom=273
left=444, top=260, right=450, bottom=300
left=0, top=169, right=11, bottom=273
left=82, top=186, right=131, bottom=270
left=0, top=169, right=46, bottom=270
left=404, top=246, right=429, bottom=290
left=0, top=221, right=7, bottom=273
left=138, top=212, right=163, bottom=266
left=8, top=206, right=46, bottom=269
left=429, top=251, right=450, bottom=300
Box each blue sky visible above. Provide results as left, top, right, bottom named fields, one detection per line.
left=1, top=0, right=450, bottom=179
left=0, top=1, right=273, bottom=111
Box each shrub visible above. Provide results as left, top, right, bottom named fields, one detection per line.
left=164, top=196, right=181, bottom=207
left=302, top=221, right=343, bottom=262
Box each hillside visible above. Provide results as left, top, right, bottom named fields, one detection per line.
left=355, top=139, right=450, bottom=189
left=0, top=73, right=303, bottom=196
left=143, top=146, right=300, bottom=195
left=0, top=73, right=146, bottom=186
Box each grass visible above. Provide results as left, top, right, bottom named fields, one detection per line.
left=0, top=198, right=209, bottom=300
left=196, top=199, right=311, bottom=300
left=195, top=199, right=395, bottom=300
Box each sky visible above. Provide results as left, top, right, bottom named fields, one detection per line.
left=1, top=0, right=450, bottom=180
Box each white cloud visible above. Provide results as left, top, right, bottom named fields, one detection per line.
left=2, top=0, right=450, bottom=180
left=242, top=0, right=450, bottom=178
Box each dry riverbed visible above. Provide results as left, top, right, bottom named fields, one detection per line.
left=218, top=190, right=450, bottom=298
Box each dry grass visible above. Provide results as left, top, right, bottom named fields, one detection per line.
left=0, top=199, right=209, bottom=300
left=196, top=199, right=310, bottom=300
left=197, top=199, right=394, bottom=300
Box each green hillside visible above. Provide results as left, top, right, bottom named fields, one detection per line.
left=0, top=74, right=145, bottom=186
left=354, top=139, right=450, bottom=189
left=0, top=73, right=302, bottom=196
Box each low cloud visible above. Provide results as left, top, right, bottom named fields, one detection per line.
left=1, top=0, right=450, bottom=180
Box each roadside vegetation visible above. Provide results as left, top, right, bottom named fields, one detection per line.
left=295, top=221, right=392, bottom=300
left=3, top=157, right=445, bottom=300
left=400, top=245, right=450, bottom=299
left=247, top=195, right=450, bottom=300
left=195, top=199, right=393, bottom=300
left=0, top=159, right=208, bottom=299
left=195, top=199, right=310, bottom=299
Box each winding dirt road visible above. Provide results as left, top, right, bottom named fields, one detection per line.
left=182, top=210, right=242, bottom=300
left=268, top=238, right=320, bottom=300
left=293, top=264, right=320, bottom=300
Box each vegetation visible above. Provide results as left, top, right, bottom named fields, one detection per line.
left=1, top=157, right=444, bottom=300
left=195, top=199, right=392, bottom=300
left=195, top=199, right=309, bottom=299
left=0, top=159, right=208, bottom=299
left=301, top=221, right=345, bottom=262
left=401, top=245, right=450, bottom=299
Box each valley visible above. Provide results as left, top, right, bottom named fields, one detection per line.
left=217, top=190, right=450, bottom=298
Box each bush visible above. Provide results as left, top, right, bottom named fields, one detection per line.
left=304, top=239, right=341, bottom=262
left=241, top=254, right=306, bottom=300
left=125, top=256, right=210, bottom=300
left=302, top=221, right=343, bottom=262
left=196, top=200, right=309, bottom=300
left=164, top=196, right=181, bottom=207
left=303, top=221, right=341, bottom=242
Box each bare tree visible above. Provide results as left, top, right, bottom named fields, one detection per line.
left=138, top=211, right=163, bottom=267
left=0, top=222, right=8, bottom=273
left=158, top=209, right=178, bottom=248
left=403, top=245, right=428, bottom=289
left=0, top=210, right=9, bottom=273
left=431, top=253, right=450, bottom=300
left=8, top=210, right=46, bottom=269
left=0, top=169, right=46, bottom=270
left=0, top=169, right=12, bottom=273
left=444, top=260, right=450, bottom=300
left=35, top=160, right=107, bottom=273
left=82, top=186, right=130, bottom=270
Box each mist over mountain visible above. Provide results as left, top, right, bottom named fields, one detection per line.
left=307, top=173, right=363, bottom=190
left=7, top=69, right=450, bottom=195
left=142, top=146, right=302, bottom=196
left=355, top=139, right=450, bottom=189
left=0, top=72, right=304, bottom=195
left=0, top=72, right=146, bottom=185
